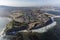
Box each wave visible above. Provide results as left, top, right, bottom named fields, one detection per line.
left=54, top=16, right=60, bottom=18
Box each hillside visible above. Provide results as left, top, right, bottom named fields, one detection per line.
left=0, top=5, right=40, bottom=17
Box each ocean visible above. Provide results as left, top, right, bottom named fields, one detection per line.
left=0, top=11, right=60, bottom=40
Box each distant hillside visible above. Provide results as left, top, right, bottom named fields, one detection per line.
left=0, top=5, right=60, bottom=17
left=0, top=5, right=40, bottom=17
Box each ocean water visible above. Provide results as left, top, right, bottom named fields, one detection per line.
left=0, top=17, right=60, bottom=40
left=0, top=11, right=60, bottom=40
left=39, top=18, right=60, bottom=40
left=47, top=11, right=60, bottom=15
left=0, top=17, right=10, bottom=32
left=0, top=17, right=10, bottom=40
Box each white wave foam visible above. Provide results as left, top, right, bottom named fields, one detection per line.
left=53, top=16, right=60, bottom=18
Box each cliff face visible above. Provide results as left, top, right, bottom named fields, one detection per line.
left=7, top=9, right=50, bottom=30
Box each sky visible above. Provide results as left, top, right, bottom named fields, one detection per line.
left=0, top=0, right=60, bottom=7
